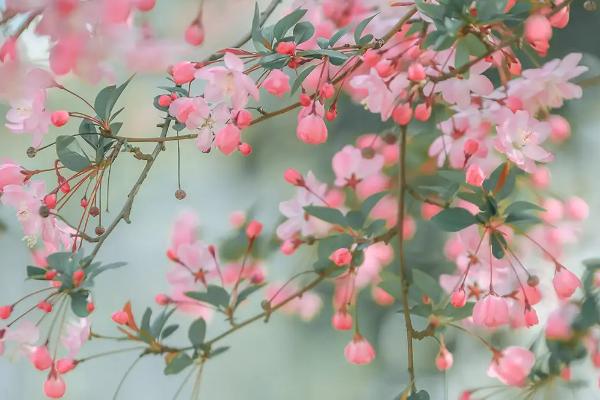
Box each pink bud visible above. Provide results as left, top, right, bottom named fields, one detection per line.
left=326, top=107, right=337, bottom=121
left=296, top=115, right=328, bottom=145
left=215, top=124, right=241, bottom=155
left=44, top=193, right=58, bottom=209
left=72, top=269, right=85, bottom=286
left=185, top=22, right=205, bottom=46
left=332, top=310, right=353, bottom=330
left=155, top=294, right=170, bottom=306
left=548, top=114, right=571, bottom=143
left=392, top=103, right=413, bottom=126
left=276, top=41, right=296, bottom=56
left=329, top=248, right=352, bottom=266
left=112, top=310, right=129, bottom=325
left=30, top=346, right=53, bottom=370
left=280, top=239, right=297, bottom=255
left=344, top=334, right=376, bottom=365
left=450, top=288, right=467, bottom=308
left=564, top=196, right=589, bottom=221
left=0, top=36, right=17, bottom=63
left=407, top=62, right=426, bottom=81
left=134, top=0, right=156, bottom=11
left=414, top=103, right=431, bottom=122
left=531, top=167, right=550, bottom=188
left=236, top=109, right=253, bottom=128
left=560, top=366, right=571, bottom=381
left=319, top=83, right=335, bottom=99
left=245, top=220, right=263, bottom=239
left=158, top=95, right=172, bottom=107
left=0, top=305, right=13, bottom=319
left=524, top=15, right=552, bottom=56
left=362, top=49, right=380, bottom=67
left=264, top=69, right=291, bottom=97
left=592, top=351, right=600, bottom=368
left=553, top=265, right=581, bottom=299
left=505, top=96, right=523, bottom=112
left=37, top=301, right=53, bottom=313
left=435, top=346, right=454, bottom=371
left=284, top=168, right=304, bottom=186
left=238, top=143, right=253, bottom=156
left=170, top=61, right=196, bottom=85
left=51, top=111, right=69, bottom=127
left=44, top=376, right=66, bottom=399
left=375, top=59, right=393, bottom=78
left=463, top=139, right=479, bottom=156
left=56, top=358, right=77, bottom=374
left=229, top=211, right=246, bottom=228
left=459, top=391, right=472, bottom=400
left=465, top=164, right=485, bottom=187
left=524, top=307, right=539, bottom=327
left=87, top=302, right=95, bottom=314
left=299, top=93, right=311, bottom=107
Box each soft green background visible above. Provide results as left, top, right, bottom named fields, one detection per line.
left=2, top=1, right=600, bottom=399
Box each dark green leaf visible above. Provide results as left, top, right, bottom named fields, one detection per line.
left=164, top=353, right=193, bottom=375
left=412, top=269, right=443, bottom=303
left=186, top=285, right=230, bottom=309
left=79, top=120, right=99, bottom=149
left=70, top=290, right=90, bottom=317
left=56, top=136, right=91, bottom=172
left=408, top=390, right=430, bottom=400
left=293, top=21, right=314, bottom=44
left=291, top=65, right=317, bottom=94
left=273, top=8, right=307, bottom=39
left=27, top=266, right=47, bottom=280
left=361, top=191, right=387, bottom=218
left=188, top=318, right=206, bottom=347
left=354, top=14, right=377, bottom=44
left=490, top=231, right=507, bottom=259
left=504, top=201, right=544, bottom=215
left=303, top=206, right=348, bottom=227
left=328, top=28, right=348, bottom=47
left=161, top=324, right=179, bottom=340
left=431, top=207, right=477, bottom=232
left=236, top=283, right=265, bottom=305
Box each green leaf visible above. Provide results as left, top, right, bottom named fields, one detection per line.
left=56, top=135, right=91, bottom=172
left=47, top=252, right=81, bottom=274
left=504, top=201, right=545, bottom=215
left=328, top=28, right=348, bottom=47
left=151, top=308, right=176, bottom=338
left=161, top=324, right=179, bottom=340
left=164, top=353, right=193, bottom=375
left=94, top=75, right=133, bottom=121
left=490, top=231, right=507, bottom=259
left=186, top=285, right=230, bottom=309
left=79, top=120, right=99, bottom=149
left=273, top=8, right=307, bottom=39
left=140, top=307, right=153, bottom=341
left=354, top=14, right=377, bottom=44
left=299, top=49, right=349, bottom=64
left=303, top=206, right=348, bottom=227
left=483, top=162, right=518, bottom=199
left=293, top=21, right=314, bottom=44
left=251, top=3, right=269, bottom=52
left=209, top=346, right=230, bottom=358
left=345, top=210, right=365, bottom=230
left=440, top=302, right=475, bottom=320
left=236, top=283, right=265, bottom=305
left=415, top=0, right=445, bottom=20
left=188, top=318, right=206, bottom=347
left=70, top=290, right=90, bottom=317
left=431, top=207, right=477, bottom=232
left=27, top=266, right=47, bottom=280
left=291, top=65, right=317, bottom=94
left=412, top=269, right=443, bottom=303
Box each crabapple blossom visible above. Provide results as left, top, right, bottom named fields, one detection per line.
left=552, top=265, right=581, bottom=299
left=330, top=248, right=352, bottom=266
left=332, top=145, right=384, bottom=187
left=487, top=347, right=535, bottom=387
left=296, top=114, right=328, bottom=144
left=344, top=334, right=376, bottom=365
left=472, top=295, right=510, bottom=328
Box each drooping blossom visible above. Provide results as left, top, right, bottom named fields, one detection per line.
left=487, top=347, right=535, bottom=387
left=344, top=334, right=376, bottom=365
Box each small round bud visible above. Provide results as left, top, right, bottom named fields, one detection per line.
left=37, top=301, right=53, bottom=313
left=299, top=93, right=311, bottom=107
left=26, top=147, right=37, bottom=158
left=155, top=294, right=170, bottom=306
left=39, top=205, right=50, bottom=218
left=275, top=41, right=296, bottom=56
left=89, top=206, right=100, bottom=217
left=0, top=305, right=13, bottom=319
left=175, top=189, right=187, bottom=200
left=284, top=168, right=304, bottom=186
left=95, top=226, right=105, bottom=236
left=383, top=133, right=397, bottom=144
left=86, top=302, right=95, bottom=314
left=245, top=220, right=263, bottom=239
left=72, top=269, right=85, bottom=286
left=51, top=110, right=70, bottom=127
left=111, top=310, right=129, bottom=325
left=361, top=147, right=376, bottom=159
left=80, top=197, right=88, bottom=208
left=185, top=21, right=205, bottom=46
left=238, top=143, right=253, bottom=156
left=158, top=95, right=172, bottom=107
left=527, top=275, right=540, bottom=287
left=43, top=194, right=57, bottom=209
left=584, top=0, right=597, bottom=11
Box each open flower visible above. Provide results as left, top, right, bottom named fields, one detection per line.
left=487, top=346, right=535, bottom=386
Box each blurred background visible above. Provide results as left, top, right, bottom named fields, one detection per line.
left=2, top=0, right=600, bottom=399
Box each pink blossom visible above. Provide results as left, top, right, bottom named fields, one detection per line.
left=350, top=69, right=409, bottom=120
left=332, top=310, right=353, bottom=330
left=266, top=283, right=322, bottom=321
left=185, top=22, right=205, bottom=46
left=465, top=164, right=485, bottom=186
left=276, top=172, right=330, bottom=240
left=196, top=52, right=259, bottom=110
left=495, top=111, right=553, bottom=173
left=553, top=265, right=581, bottom=299
left=564, top=196, right=589, bottom=220
left=548, top=114, right=571, bottom=143
left=0, top=162, right=25, bottom=190
left=30, top=345, right=53, bottom=370
left=435, top=346, right=454, bottom=371
left=545, top=303, right=578, bottom=340
left=472, top=295, right=509, bottom=328
left=61, top=318, right=90, bottom=357
left=44, top=376, right=66, bottom=399
left=330, top=248, right=352, bottom=266
left=297, top=114, right=328, bottom=144
left=5, top=90, right=51, bottom=147
left=332, top=145, right=384, bottom=187
left=524, top=15, right=552, bottom=56
left=171, top=62, right=197, bottom=85
left=487, top=347, right=535, bottom=386
left=435, top=62, right=494, bottom=108
left=344, top=334, right=376, bottom=365
left=263, top=69, right=290, bottom=97
left=215, top=124, right=241, bottom=155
